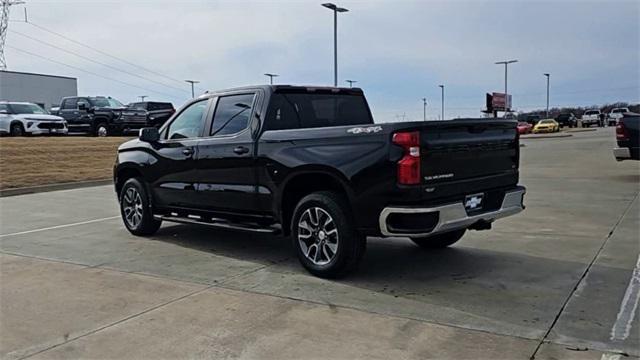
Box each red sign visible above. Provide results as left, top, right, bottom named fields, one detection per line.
left=492, top=92, right=512, bottom=111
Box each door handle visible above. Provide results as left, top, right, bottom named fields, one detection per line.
left=182, top=148, right=194, bottom=157
left=233, top=146, right=249, bottom=155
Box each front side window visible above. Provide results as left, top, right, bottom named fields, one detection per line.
left=166, top=100, right=208, bottom=140
left=210, top=94, right=255, bottom=136
left=77, top=98, right=90, bottom=109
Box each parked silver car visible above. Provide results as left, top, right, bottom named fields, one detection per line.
left=0, top=102, right=68, bottom=136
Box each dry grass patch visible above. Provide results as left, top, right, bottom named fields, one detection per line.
left=0, top=136, right=131, bottom=190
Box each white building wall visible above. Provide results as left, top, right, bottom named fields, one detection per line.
left=0, top=71, right=78, bottom=110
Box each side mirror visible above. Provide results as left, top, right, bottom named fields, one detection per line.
left=139, top=127, right=160, bottom=143
left=78, top=103, right=88, bottom=111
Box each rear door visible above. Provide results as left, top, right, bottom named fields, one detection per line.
left=419, top=120, right=519, bottom=201
left=192, top=92, right=261, bottom=215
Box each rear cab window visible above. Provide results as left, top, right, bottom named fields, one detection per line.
left=265, top=90, right=373, bottom=131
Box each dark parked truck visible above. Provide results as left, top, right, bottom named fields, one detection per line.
left=120, top=101, right=176, bottom=131
left=614, top=112, right=639, bottom=161
left=114, top=85, right=526, bottom=278
left=56, top=96, right=150, bottom=136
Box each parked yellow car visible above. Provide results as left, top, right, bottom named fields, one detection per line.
left=533, top=119, right=560, bottom=133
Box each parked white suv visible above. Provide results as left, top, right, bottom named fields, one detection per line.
left=608, top=108, right=630, bottom=126
left=0, top=102, right=68, bottom=136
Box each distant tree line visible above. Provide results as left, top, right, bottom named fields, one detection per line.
left=516, top=102, right=640, bottom=120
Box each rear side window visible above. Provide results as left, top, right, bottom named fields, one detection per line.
left=264, top=93, right=372, bottom=131
left=209, top=94, right=255, bottom=136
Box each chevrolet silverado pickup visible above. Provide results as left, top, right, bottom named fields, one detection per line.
left=114, top=85, right=526, bottom=278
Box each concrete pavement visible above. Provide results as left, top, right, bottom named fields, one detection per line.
left=1, top=127, right=638, bottom=359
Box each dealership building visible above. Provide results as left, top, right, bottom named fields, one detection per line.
left=0, top=70, right=78, bottom=110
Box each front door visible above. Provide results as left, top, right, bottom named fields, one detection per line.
left=151, top=99, right=211, bottom=209
left=193, top=92, right=260, bottom=215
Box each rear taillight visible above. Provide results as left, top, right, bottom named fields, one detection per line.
left=392, top=131, right=420, bottom=185
left=616, top=123, right=629, bottom=141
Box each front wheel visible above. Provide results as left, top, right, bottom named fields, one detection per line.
left=411, top=229, right=466, bottom=249
left=10, top=123, right=25, bottom=136
left=291, top=191, right=366, bottom=278
left=95, top=122, right=109, bottom=137
left=119, top=178, right=161, bottom=236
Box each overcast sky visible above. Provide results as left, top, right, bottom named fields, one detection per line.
left=5, top=0, right=639, bottom=121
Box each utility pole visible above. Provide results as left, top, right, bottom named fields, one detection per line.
left=422, top=98, right=427, bottom=121
left=138, top=95, right=147, bottom=102
left=264, top=73, right=279, bottom=85
left=438, top=85, right=444, bottom=120
left=495, top=59, right=518, bottom=118
left=322, top=3, right=348, bottom=87
left=345, top=79, right=357, bottom=88
left=184, top=80, right=199, bottom=98
left=544, top=73, right=550, bottom=118
left=0, top=0, right=26, bottom=70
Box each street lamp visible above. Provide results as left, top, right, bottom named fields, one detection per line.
left=185, top=80, right=200, bottom=98
left=438, top=85, right=444, bottom=120
left=264, top=73, right=279, bottom=85
left=494, top=59, right=518, bottom=118
left=422, top=98, right=427, bottom=121
left=322, top=3, right=348, bottom=87
left=138, top=95, right=147, bottom=102
left=345, top=79, right=357, bottom=88
left=544, top=73, right=550, bottom=118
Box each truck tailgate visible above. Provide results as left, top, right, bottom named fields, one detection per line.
left=421, top=120, right=518, bottom=184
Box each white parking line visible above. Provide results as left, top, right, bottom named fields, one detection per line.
left=609, top=253, right=640, bottom=341
left=0, top=216, right=120, bottom=238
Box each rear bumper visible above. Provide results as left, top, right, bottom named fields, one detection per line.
left=379, top=186, right=526, bottom=237
left=613, top=147, right=639, bottom=161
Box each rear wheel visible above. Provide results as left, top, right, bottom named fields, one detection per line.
left=119, top=178, right=161, bottom=236
left=411, top=229, right=466, bottom=249
left=291, top=191, right=365, bottom=278
left=10, top=123, right=25, bottom=136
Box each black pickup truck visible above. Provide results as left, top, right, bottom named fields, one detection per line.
left=114, top=85, right=526, bottom=278
left=56, top=96, right=149, bottom=136
left=614, top=112, right=639, bottom=161
left=120, top=101, right=175, bottom=131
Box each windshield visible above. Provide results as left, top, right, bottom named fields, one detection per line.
left=539, top=120, right=554, bottom=124
left=612, top=109, right=626, bottom=113
left=585, top=110, right=599, bottom=115
left=8, top=103, right=49, bottom=115
left=89, top=97, right=124, bottom=108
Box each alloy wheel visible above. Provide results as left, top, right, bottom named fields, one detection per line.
left=122, top=187, right=144, bottom=228
left=97, top=126, right=108, bottom=137
left=297, top=207, right=339, bottom=265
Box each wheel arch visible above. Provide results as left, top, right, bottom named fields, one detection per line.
left=278, top=168, right=355, bottom=236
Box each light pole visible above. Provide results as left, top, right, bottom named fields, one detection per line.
left=495, top=59, right=517, bottom=118
left=138, top=95, right=147, bottom=102
left=264, top=73, right=279, bottom=85
left=345, top=79, right=357, bottom=88
left=422, top=98, right=427, bottom=121
left=185, top=80, right=200, bottom=98
left=544, top=73, right=550, bottom=118
left=322, top=3, right=348, bottom=87
left=438, top=85, right=444, bottom=120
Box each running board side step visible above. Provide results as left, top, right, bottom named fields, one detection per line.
left=154, top=215, right=281, bottom=234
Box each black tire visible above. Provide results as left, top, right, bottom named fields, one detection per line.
left=291, top=191, right=366, bottom=278
left=95, top=122, right=109, bottom=137
left=10, top=123, right=25, bottom=136
left=411, top=229, right=466, bottom=249
left=119, top=177, right=161, bottom=236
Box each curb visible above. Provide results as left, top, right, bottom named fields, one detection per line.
left=566, top=128, right=598, bottom=133
left=0, top=179, right=113, bottom=197
left=521, top=133, right=573, bottom=139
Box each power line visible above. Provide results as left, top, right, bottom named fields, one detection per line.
left=20, top=21, right=205, bottom=92
left=10, top=30, right=190, bottom=96
left=7, top=45, right=183, bottom=99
